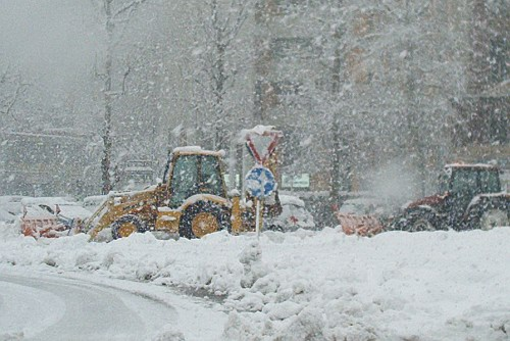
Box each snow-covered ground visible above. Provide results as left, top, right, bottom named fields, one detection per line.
left=0, top=272, right=226, bottom=341
left=1, top=222, right=509, bottom=341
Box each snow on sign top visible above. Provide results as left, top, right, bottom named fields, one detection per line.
left=239, top=125, right=278, bottom=139
left=241, top=125, right=283, bottom=164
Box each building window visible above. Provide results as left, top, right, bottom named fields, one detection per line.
left=273, top=0, right=311, bottom=15
left=488, top=107, right=508, bottom=145
left=271, top=37, right=315, bottom=60
left=489, top=38, right=509, bottom=84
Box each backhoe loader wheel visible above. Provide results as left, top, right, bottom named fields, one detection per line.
left=180, top=202, right=230, bottom=239
left=111, top=215, right=148, bottom=239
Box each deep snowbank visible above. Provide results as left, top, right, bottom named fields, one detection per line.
left=1, top=222, right=509, bottom=341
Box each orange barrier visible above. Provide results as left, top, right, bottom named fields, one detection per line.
left=21, top=218, right=67, bottom=239
left=335, top=213, right=383, bottom=237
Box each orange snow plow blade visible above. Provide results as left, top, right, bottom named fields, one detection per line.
left=21, top=217, right=67, bottom=239
left=335, top=212, right=383, bottom=237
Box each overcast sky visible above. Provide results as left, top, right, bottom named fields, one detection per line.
left=0, top=1, right=101, bottom=90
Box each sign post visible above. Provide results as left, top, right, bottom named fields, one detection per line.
left=241, top=125, right=282, bottom=237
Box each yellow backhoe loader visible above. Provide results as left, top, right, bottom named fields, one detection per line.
left=85, top=146, right=275, bottom=240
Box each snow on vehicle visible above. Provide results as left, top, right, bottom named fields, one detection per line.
left=26, top=197, right=93, bottom=233
left=19, top=204, right=67, bottom=239
left=266, top=194, right=315, bottom=232
left=14, top=197, right=92, bottom=238
left=391, top=163, right=509, bottom=232
left=0, top=196, right=22, bottom=224
left=82, top=195, right=108, bottom=213
left=0, top=207, right=17, bottom=224
left=85, top=147, right=282, bottom=241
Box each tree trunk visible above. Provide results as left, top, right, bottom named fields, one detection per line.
left=331, top=48, right=342, bottom=206
left=101, top=0, right=114, bottom=194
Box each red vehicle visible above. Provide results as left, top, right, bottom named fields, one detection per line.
left=391, top=163, right=509, bottom=231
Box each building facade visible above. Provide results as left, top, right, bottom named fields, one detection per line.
left=251, top=0, right=508, bottom=196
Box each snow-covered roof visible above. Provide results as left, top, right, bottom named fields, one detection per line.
left=20, top=197, right=77, bottom=206
left=124, top=166, right=153, bottom=172
left=0, top=196, right=25, bottom=204
left=0, top=208, right=16, bottom=222
left=56, top=205, right=92, bottom=220
left=22, top=206, right=55, bottom=219
left=172, top=146, right=225, bottom=157
left=1, top=131, right=88, bottom=141
left=279, top=194, right=305, bottom=207
left=18, top=197, right=92, bottom=220
left=83, top=195, right=108, bottom=204
left=444, top=163, right=499, bottom=170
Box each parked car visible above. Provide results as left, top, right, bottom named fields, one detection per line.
left=0, top=207, right=17, bottom=224
left=82, top=195, right=108, bottom=213
left=266, top=194, right=316, bottom=232
left=0, top=196, right=24, bottom=215
left=338, top=197, right=388, bottom=217
left=0, top=196, right=25, bottom=224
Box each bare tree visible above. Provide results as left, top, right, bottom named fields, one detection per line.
left=181, top=0, right=256, bottom=150
left=92, top=0, right=148, bottom=194
left=0, top=66, right=29, bottom=130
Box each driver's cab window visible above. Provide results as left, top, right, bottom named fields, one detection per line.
left=169, top=155, right=199, bottom=207
left=451, top=169, right=477, bottom=194
left=201, top=155, right=223, bottom=196
left=480, top=170, right=501, bottom=193
left=438, top=173, right=448, bottom=193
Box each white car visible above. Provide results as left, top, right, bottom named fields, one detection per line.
left=266, top=194, right=316, bottom=232
left=82, top=195, right=108, bottom=213
left=0, top=196, right=24, bottom=224
left=0, top=207, right=17, bottom=224
left=338, top=197, right=387, bottom=217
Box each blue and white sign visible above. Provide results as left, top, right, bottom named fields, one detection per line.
left=245, top=166, right=277, bottom=199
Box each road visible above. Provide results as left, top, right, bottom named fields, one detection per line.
left=0, top=272, right=225, bottom=341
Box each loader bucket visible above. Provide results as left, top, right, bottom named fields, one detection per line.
left=335, top=212, right=383, bottom=237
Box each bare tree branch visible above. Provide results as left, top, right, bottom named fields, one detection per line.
left=113, top=0, right=148, bottom=19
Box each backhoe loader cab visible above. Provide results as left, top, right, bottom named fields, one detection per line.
left=86, top=147, right=239, bottom=240
left=163, top=149, right=226, bottom=208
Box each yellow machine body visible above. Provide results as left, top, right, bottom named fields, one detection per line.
left=86, top=148, right=246, bottom=240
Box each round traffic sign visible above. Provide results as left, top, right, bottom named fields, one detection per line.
left=245, top=166, right=277, bottom=199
